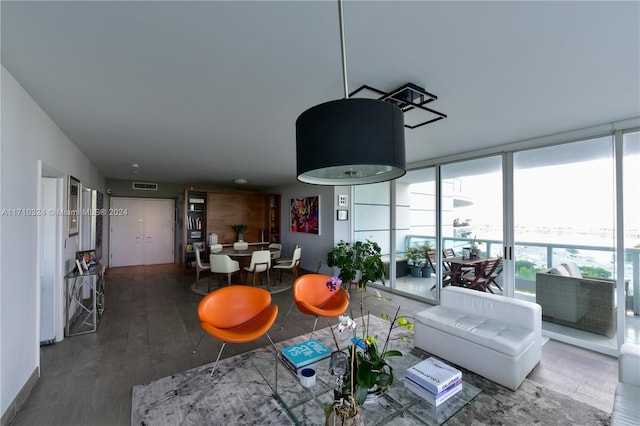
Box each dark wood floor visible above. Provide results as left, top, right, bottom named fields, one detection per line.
left=11, top=264, right=618, bottom=425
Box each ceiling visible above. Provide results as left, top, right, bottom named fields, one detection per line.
left=2, top=1, right=639, bottom=190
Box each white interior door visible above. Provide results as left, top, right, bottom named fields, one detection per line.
left=40, top=177, right=57, bottom=344
left=110, top=197, right=174, bottom=267
left=110, top=198, right=145, bottom=267
left=143, top=198, right=175, bottom=264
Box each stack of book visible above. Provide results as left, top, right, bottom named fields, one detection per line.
left=280, top=339, right=332, bottom=375
left=404, top=357, right=462, bottom=407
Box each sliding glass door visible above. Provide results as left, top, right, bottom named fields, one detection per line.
left=513, top=136, right=617, bottom=352
left=623, top=131, right=640, bottom=344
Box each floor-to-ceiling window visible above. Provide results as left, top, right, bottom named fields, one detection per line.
left=351, top=121, right=639, bottom=355
left=393, top=168, right=437, bottom=302
left=440, top=157, right=504, bottom=260
left=513, top=136, right=618, bottom=353
left=623, top=131, right=640, bottom=345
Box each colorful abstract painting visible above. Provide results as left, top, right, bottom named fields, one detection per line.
left=290, top=196, right=320, bottom=234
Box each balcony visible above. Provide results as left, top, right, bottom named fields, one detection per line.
left=386, top=235, right=640, bottom=355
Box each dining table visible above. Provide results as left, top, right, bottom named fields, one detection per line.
left=215, top=244, right=278, bottom=269
left=444, top=256, right=498, bottom=287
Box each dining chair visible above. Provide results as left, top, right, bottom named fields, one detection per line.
left=209, top=254, right=240, bottom=290
left=268, top=242, right=282, bottom=262
left=243, top=250, right=271, bottom=286
left=273, top=246, right=301, bottom=283
left=460, top=259, right=500, bottom=292
left=487, top=258, right=504, bottom=293
left=276, top=244, right=300, bottom=264
left=210, top=243, right=223, bottom=253
left=233, top=242, right=248, bottom=250
left=194, top=249, right=210, bottom=289
left=427, top=250, right=453, bottom=290
left=192, top=286, right=278, bottom=378
left=280, top=274, right=350, bottom=336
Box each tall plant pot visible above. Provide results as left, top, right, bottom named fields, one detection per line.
left=410, top=266, right=422, bottom=277
left=422, top=266, right=432, bottom=278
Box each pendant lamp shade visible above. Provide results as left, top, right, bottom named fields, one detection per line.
left=296, top=98, right=406, bottom=185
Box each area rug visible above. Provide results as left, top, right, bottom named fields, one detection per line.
left=131, top=317, right=611, bottom=426
left=190, top=273, right=294, bottom=296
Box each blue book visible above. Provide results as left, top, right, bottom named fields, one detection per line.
left=281, top=339, right=332, bottom=368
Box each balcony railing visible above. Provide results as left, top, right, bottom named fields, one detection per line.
left=404, top=234, right=639, bottom=315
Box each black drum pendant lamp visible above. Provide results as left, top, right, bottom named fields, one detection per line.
left=296, top=0, right=406, bottom=185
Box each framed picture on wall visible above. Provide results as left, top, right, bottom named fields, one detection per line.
left=68, top=176, right=80, bottom=236
left=338, top=194, right=348, bottom=207
left=290, top=196, right=320, bottom=235
left=337, top=209, right=348, bottom=221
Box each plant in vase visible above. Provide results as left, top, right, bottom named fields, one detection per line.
left=421, top=242, right=433, bottom=278
left=231, top=224, right=247, bottom=242
left=321, top=270, right=413, bottom=424
left=406, top=245, right=424, bottom=277
left=326, top=240, right=386, bottom=289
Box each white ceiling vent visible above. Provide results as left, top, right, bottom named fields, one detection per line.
left=132, top=182, right=158, bottom=191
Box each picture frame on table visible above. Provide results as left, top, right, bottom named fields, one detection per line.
left=68, top=176, right=80, bottom=236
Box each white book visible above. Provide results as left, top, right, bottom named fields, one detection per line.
left=404, top=378, right=462, bottom=407
left=406, top=357, right=462, bottom=394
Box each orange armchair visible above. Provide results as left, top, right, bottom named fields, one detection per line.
left=282, top=274, right=350, bottom=335
left=192, top=286, right=278, bottom=378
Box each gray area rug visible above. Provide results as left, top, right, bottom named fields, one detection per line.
left=131, top=317, right=611, bottom=426
left=190, top=273, right=294, bottom=296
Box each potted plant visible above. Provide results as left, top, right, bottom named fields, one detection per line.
left=421, top=242, right=433, bottom=278
left=406, top=245, right=423, bottom=277
left=231, top=224, right=248, bottom=242
left=326, top=240, right=385, bottom=289
left=322, top=277, right=414, bottom=424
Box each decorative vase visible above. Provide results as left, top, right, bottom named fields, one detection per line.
left=363, top=384, right=386, bottom=404
left=237, top=233, right=244, bottom=242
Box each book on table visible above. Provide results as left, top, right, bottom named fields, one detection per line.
left=280, top=339, right=332, bottom=373
left=404, top=377, right=462, bottom=407
left=406, top=357, right=462, bottom=394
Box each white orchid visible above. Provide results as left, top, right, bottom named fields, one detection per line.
left=337, top=315, right=357, bottom=333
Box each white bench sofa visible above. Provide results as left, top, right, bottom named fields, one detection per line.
left=612, top=342, right=640, bottom=425
left=414, top=286, right=542, bottom=391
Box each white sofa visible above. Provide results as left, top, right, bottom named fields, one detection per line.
left=612, top=342, right=640, bottom=425
left=414, top=286, right=542, bottom=391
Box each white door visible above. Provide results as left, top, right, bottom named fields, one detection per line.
left=143, top=198, right=175, bottom=264
left=40, top=177, right=57, bottom=344
left=110, top=197, right=174, bottom=267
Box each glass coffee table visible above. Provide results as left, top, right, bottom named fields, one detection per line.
left=253, top=343, right=480, bottom=425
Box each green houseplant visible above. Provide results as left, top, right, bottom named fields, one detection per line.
left=231, top=224, right=248, bottom=242
left=326, top=240, right=386, bottom=288
left=421, top=242, right=433, bottom=278
left=406, top=245, right=423, bottom=277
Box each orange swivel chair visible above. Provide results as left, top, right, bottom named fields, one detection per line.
left=281, top=274, right=350, bottom=336
left=192, top=286, right=278, bottom=378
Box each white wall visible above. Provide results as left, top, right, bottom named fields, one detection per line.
left=1, top=67, right=105, bottom=417
left=275, top=183, right=351, bottom=276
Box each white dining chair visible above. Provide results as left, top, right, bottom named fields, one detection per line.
left=243, top=250, right=271, bottom=286
left=194, top=249, right=210, bottom=289
left=233, top=242, right=248, bottom=250
left=268, top=243, right=282, bottom=262
left=210, top=243, right=223, bottom=253
left=273, top=246, right=301, bottom=283
left=209, top=254, right=240, bottom=290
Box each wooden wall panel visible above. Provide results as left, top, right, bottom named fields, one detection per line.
left=207, top=192, right=268, bottom=244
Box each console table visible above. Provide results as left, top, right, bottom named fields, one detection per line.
left=64, top=264, right=105, bottom=336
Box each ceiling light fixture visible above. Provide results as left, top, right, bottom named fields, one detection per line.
left=233, top=178, right=248, bottom=185
left=295, top=0, right=406, bottom=185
